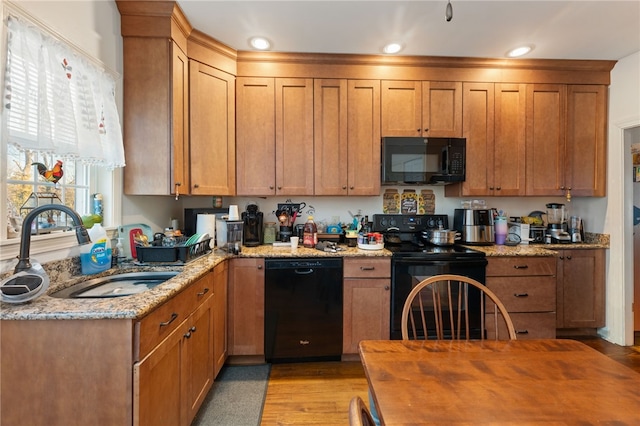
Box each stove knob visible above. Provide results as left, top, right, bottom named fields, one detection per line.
left=427, top=218, right=435, bottom=228
left=379, top=218, right=387, bottom=227
left=389, top=218, right=397, bottom=227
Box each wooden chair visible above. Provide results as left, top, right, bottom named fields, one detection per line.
left=349, top=396, right=376, bottom=426
left=401, top=274, right=516, bottom=340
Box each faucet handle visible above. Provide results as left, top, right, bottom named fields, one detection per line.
left=76, top=225, right=91, bottom=244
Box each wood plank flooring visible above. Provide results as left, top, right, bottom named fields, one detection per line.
left=259, top=335, right=640, bottom=426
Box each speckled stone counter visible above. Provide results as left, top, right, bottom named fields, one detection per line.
left=464, top=231, right=609, bottom=257
left=0, top=244, right=390, bottom=321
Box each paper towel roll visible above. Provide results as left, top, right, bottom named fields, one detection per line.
left=196, top=214, right=216, bottom=248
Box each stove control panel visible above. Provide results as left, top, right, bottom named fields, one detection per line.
left=373, top=214, right=448, bottom=233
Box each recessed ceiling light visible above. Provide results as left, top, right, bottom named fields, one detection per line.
left=249, top=37, right=271, bottom=50
left=506, top=45, right=534, bottom=58
left=383, top=43, right=403, bottom=54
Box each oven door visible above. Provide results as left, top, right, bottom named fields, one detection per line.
left=390, top=256, right=487, bottom=340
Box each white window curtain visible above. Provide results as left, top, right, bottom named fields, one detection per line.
left=3, top=14, right=125, bottom=169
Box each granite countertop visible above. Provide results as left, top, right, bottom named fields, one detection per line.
left=0, top=244, right=390, bottom=321
left=1, top=234, right=608, bottom=321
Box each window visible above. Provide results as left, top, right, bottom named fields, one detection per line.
left=1, top=7, right=123, bottom=262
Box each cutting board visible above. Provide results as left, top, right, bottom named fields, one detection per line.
left=118, top=224, right=153, bottom=259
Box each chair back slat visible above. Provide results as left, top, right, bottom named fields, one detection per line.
left=401, top=274, right=517, bottom=341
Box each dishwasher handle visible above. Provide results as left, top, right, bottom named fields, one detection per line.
left=294, top=268, right=314, bottom=275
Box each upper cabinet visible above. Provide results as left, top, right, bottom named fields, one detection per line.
left=236, top=77, right=314, bottom=196
left=526, top=84, right=607, bottom=198
left=381, top=81, right=462, bottom=137
left=189, top=61, right=236, bottom=196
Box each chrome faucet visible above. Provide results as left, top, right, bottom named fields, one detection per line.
left=15, top=205, right=91, bottom=273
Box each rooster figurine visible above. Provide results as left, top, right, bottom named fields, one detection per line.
left=32, top=160, right=64, bottom=184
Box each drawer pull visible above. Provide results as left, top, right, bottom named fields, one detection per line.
left=159, top=312, right=178, bottom=327
left=361, top=266, right=375, bottom=271
left=516, top=330, right=529, bottom=335
left=197, top=287, right=210, bottom=297
left=513, top=293, right=529, bottom=297
left=513, top=265, right=529, bottom=269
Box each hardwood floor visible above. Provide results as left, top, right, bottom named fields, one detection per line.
left=259, top=335, right=640, bottom=426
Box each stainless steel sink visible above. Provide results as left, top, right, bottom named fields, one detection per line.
left=50, top=271, right=180, bottom=299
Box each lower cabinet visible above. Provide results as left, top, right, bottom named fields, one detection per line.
left=343, top=257, right=391, bottom=355
left=556, top=249, right=605, bottom=329
left=228, top=257, right=265, bottom=358
left=213, top=261, right=229, bottom=376
left=485, top=256, right=557, bottom=339
left=134, top=273, right=214, bottom=426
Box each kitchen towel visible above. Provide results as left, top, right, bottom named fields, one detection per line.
left=196, top=214, right=216, bottom=249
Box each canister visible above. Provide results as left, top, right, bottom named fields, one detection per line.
left=264, top=222, right=277, bottom=244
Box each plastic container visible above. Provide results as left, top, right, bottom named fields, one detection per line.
left=80, top=223, right=112, bottom=274
left=303, top=216, right=318, bottom=248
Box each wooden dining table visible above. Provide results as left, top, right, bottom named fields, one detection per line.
left=359, top=339, right=640, bottom=425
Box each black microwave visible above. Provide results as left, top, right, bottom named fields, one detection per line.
left=381, top=137, right=466, bottom=185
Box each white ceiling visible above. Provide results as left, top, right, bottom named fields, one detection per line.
left=176, top=1, right=640, bottom=61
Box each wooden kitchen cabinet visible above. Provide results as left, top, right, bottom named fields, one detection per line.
left=485, top=256, right=557, bottom=339
left=381, top=80, right=462, bottom=137
left=213, top=260, right=228, bottom=376
left=189, top=60, right=236, bottom=195
left=236, top=77, right=314, bottom=196
left=135, top=273, right=214, bottom=426
left=314, top=79, right=381, bottom=195
left=445, top=83, right=526, bottom=197
left=556, top=249, right=605, bottom=329
left=342, top=258, right=391, bottom=355
left=228, top=257, right=265, bottom=359
left=121, top=38, right=190, bottom=196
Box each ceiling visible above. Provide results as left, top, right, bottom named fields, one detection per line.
left=176, top=1, right=640, bottom=61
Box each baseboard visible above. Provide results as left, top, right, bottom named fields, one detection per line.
left=226, top=355, right=266, bottom=365
left=556, top=328, right=599, bottom=337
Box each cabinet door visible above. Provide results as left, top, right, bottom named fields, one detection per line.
left=347, top=80, right=381, bottom=196
left=228, top=258, right=265, bottom=356
left=494, top=83, right=526, bottom=196
left=134, top=323, right=183, bottom=426
left=236, top=77, right=276, bottom=195
left=557, top=249, right=605, bottom=328
left=314, top=79, right=349, bottom=195
left=275, top=78, right=314, bottom=195
left=526, top=84, right=567, bottom=196
left=122, top=39, right=189, bottom=196
left=448, top=82, right=495, bottom=196
left=213, top=261, right=229, bottom=376
left=381, top=80, right=422, bottom=136
left=189, top=61, right=236, bottom=195
left=183, top=295, right=214, bottom=426
left=343, top=278, right=390, bottom=354
left=565, top=85, right=607, bottom=197
left=422, top=81, right=462, bottom=137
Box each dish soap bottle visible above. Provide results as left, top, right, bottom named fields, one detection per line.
left=80, top=223, right=112, bottom=274
left=303, top=216, right=317, bottom=248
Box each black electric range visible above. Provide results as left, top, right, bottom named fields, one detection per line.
left=372, top=214, right=487, bottom=339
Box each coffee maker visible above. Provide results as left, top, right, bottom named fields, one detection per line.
left=453, top=208, right=495, bottom=245
left=242, top=203, right=263, bottom=247
left=545, top=203, right=571, bottom=243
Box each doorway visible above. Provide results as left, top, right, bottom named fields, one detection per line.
left=631, top=133, right=640, bottom=334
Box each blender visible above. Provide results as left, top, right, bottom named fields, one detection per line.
left=545, top=203, right=571, bottom=243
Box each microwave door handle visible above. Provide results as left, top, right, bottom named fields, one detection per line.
left=441, top=147, right=448, bottom=173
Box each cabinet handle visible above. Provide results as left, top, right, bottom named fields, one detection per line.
left=489, top=187, right=494, bottom=190
left=277, top=186, right=282, bottom=190
left=361, top=266, right=375, bottom=271
left=159, top=312, right=178, bottom=327
left=350, top=186, right=354, bottom=190
left=184, top=326, right=196, bottom=339
left=193, top=183, right=199, bottom=189
left=269, top=185, right=274, bottom=190
left=496, top=187, right=501, bottom=191
left=342, top=186, right=347, bottom=190
left=174, top=182, right=181, bottom=201
left=417, top=129, right=421, bottom=133
left=197, top=287, right=210, bottom=297
left=385, top=285, right=390, bottom=291
left=513, top=265, right=529, bottom=269
left=513, top=293, right=529, bottom=297
left=257, top=265, right=263, bottom=269
left=515, top=330, right=529, bottom=335
left=559, top=255, right=564, bottom=260
left=424, top=128, right=429, bottom=133
left=566, top=255, right=572, bottom=260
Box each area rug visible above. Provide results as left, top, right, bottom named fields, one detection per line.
left=191, top=364, right=271, bottom=426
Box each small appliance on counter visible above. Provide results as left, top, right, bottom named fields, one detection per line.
left=242, top=203, right=263, bottom=247
left=568, top=216, right=585, bottom=243
left=546, top=203, right=571, bottom=243
left=453, top=208, right=495, bottom=245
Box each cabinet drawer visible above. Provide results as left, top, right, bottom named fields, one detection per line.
left=344, top=258, right=391, bottom=278
left=486, top=312, right=556, bottom=340
left=486, top=256, right=556, bottom=277
left=136, top=277, right=212, bottom=360
left=486, top=276, right=556, bottom=312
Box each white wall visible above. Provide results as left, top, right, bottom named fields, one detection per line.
left=606, top=51, right=640, bottom=345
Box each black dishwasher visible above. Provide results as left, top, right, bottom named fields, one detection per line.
left=265, top=258, right=343, bottom=363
